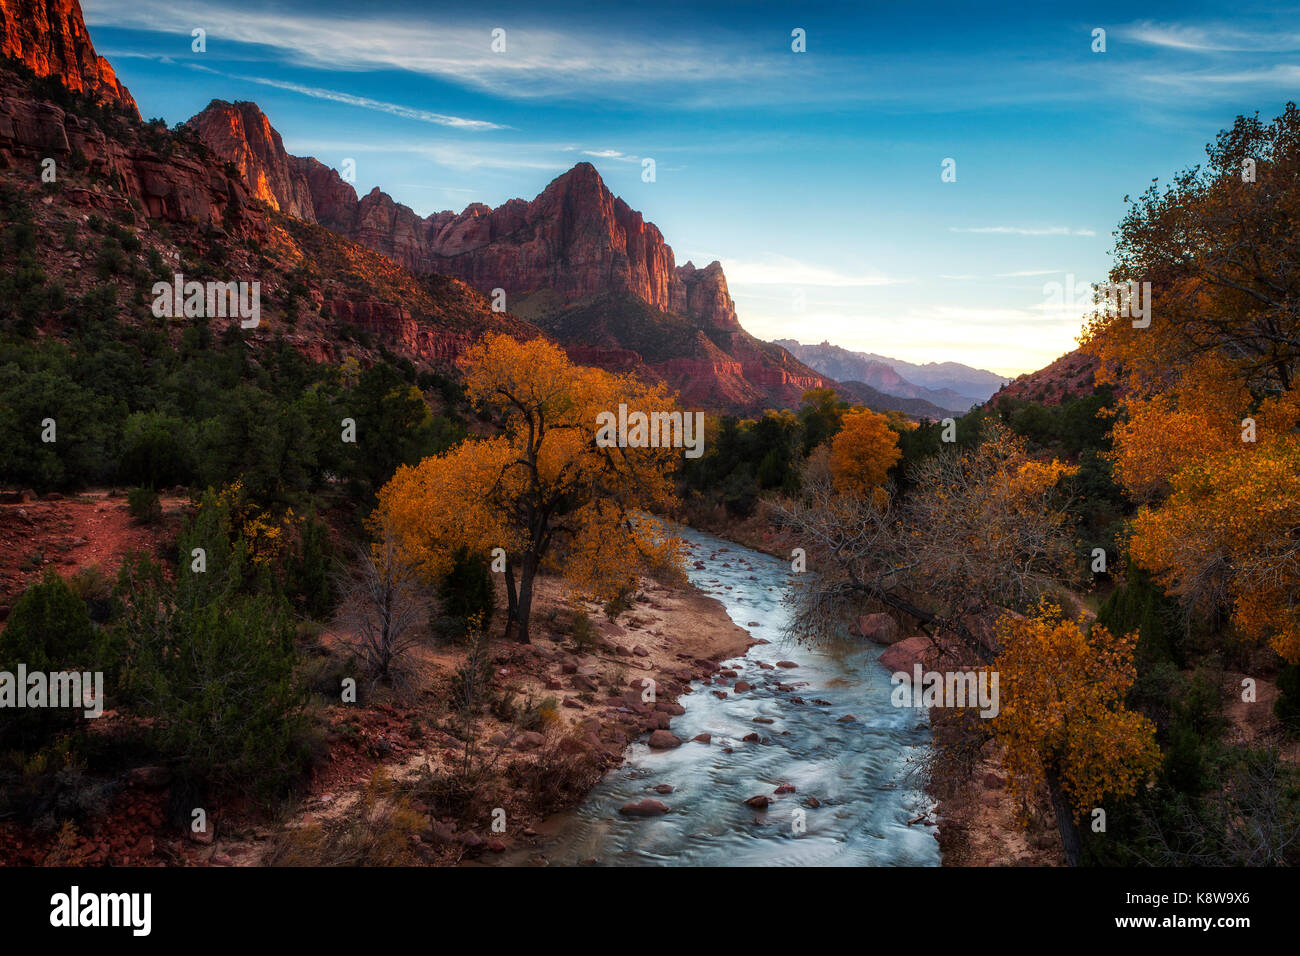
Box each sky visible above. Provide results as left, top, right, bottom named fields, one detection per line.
left=82, top=0, right=1300, bottom=376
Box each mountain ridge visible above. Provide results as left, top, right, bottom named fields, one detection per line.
left=188, top=98, right=834, bottom=411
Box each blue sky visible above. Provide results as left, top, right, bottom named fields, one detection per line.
left=83, top=1, right=1300, bottom=375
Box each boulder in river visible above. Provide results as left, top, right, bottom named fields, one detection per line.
left=620, top=799, right=670, bottom=817
left=854, top=612, right=902, bottom=645
left=744, top=795, right=772, bottom=809
left=878, top=635, right=931, bottom=673
left=648, top=730, right=682, bottom=749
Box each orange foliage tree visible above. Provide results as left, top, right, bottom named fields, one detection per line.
left=828, top=408, right=902, bottom=498
left=376, top=334, right=684, bottom=642
left=989, top=601, right=1161, bottom=865
left=1082, top=104, right=1300, bottom=662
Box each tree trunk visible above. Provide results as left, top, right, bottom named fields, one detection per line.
left=503, top=558, right=519, bottom=638
left=513, top=553, right=537, bottom=643
left=1046, top=768, right=1083, bottom=866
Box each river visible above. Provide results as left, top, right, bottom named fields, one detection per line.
left=492, top=525, right=940, bottom=866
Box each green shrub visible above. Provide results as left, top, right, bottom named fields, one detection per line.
left=127, top=485, right=161, bottom=523
left=285, top=506, right=335, bottom=618
left=438, top=546, right=494, bottom=640
left=1276, top=663, right=1300, bottom=735
left=0, top=571, right=99, bottom=750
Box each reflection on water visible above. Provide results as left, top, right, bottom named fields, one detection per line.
left=496, top=525, right=939, bottom=867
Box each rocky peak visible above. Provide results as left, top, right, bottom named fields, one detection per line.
left=0, top=0, right=138, bottom=117
left=678, top=260, right=739, bottom=330
left=189, top=100, right=316, bottom=220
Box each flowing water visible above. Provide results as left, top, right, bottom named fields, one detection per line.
left=496, top=525, right=939, bottom=866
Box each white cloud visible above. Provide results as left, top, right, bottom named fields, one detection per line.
left=1121, top=21, right=1300, bottom=53
left=84, top=0, right=782, bottom=103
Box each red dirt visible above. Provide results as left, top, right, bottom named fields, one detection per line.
left=0, top=490, right=189, bottom=618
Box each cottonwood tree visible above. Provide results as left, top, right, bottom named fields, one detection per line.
left=828, top=408, right=901, bottom=500
left=1083, top=104, right=1300, bottom=662
left=777, top=422, right=1079, bottom=655
left=989, top=602, right=1161, bottom=866
left=377, top=334, right=684, bottom=643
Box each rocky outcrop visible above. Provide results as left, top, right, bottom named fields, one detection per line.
left=677, top=260, right=739, bottom=330
left=0, top=0, right=138, bottom=117
left=189, top=100, right=315, bottom=219
left=0, top=84, right=267, bottom=233
left=324, top=299, right=474, bottom=364
left=289, top=155, right=356, bottom=230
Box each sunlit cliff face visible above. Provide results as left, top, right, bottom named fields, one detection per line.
left=0, top=0, right=138, bottom=115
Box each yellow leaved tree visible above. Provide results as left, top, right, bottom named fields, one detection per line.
left=1082, top=104, right=1300, bottom=663
left=828, top=408, right=902, bottom=499
left=376, top=334, right=684, bottom=642
left=989, top=601, right=1161, bottom=866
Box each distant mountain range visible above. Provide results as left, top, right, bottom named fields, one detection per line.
left=775, top=339, right=1009, bottom=412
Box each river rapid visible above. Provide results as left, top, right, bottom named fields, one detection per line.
left=493, top=525, right=940, bottom=866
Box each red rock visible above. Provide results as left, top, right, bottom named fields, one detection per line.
left=691, top=733, right=711, bottom=744
left=837, top=714, right=857, bottom=723
left=741, top=732, right=760, bottom=742
left=619, top=799, right=669, bottom=817
left=855, top=613, right=902, bottom=645
left=0, top=0, right=139, bottom=117
left=734, top=681, right=752, bottom=693
left=652, top=784, right=674, bottom=794
left=487, top=839, right=506, bottom=853
left=712, top=690, right=728, bottom=699
left=647, top=730, right=681, bottom=749
left=879, top=636, right=931, bottom=674
left=775, top=661, right=798, bottom=669
left=775, top=784, right=797, bottom=794
left=744, top=795, right=771, bottom=809
left=804, top=796, right=822, bottom=808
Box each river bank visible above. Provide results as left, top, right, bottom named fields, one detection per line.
left=207, top=521, right=1053, bottom=867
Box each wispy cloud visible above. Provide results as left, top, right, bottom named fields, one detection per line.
left=84, top=0, right=784, bottom=104
left=231, top=76, right=507, bottom=130
left=1139, top=63, right=1300, bottom=94
left=950, top=226, right=1095, bottom=237
left=580, top=148, right=640, bottom=162
left=1120, top=21, right=1300, bottom=54
left=289, top=138, right=569, bottom=173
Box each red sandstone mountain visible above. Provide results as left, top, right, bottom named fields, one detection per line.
left=0, top=11, right=537, bottom=375
left=189, top=100, right=830, bottom=410
left=0, top=0, right=137, bottom=117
